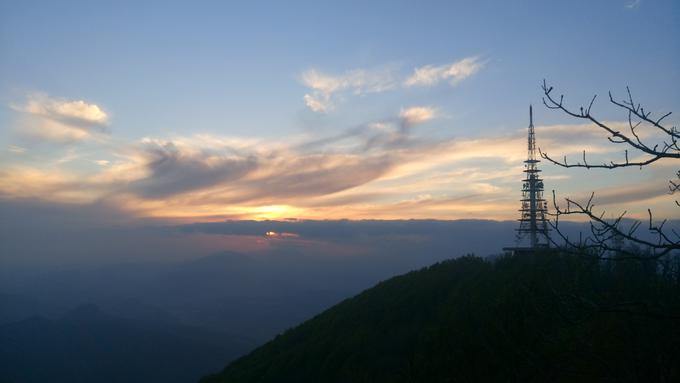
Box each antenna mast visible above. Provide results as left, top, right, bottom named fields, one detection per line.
left=517, top=105, right=550, bottom=248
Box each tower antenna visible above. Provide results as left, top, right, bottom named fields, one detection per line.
left=516, top=105, right=550, bottom=249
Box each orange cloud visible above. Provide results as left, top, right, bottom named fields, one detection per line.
left=1, top=112, right=676, bottom=221
left=11, top=92, right=109, bottom=142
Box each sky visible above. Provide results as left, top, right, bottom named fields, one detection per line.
left=0, top=0, right=678, bottom=223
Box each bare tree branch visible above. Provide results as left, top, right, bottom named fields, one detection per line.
left=539, top=81, right=679, bottom=259
left=540, top=80, right=679, bottom=171
left=548, top=190, right=679, bottom=260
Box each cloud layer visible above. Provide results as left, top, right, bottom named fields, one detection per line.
left=2, top=100, right=674, bottom=222
left=3, top=70, right=676, bottom=223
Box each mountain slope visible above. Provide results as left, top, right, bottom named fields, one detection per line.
left=202, top=253, right=680, bottom=383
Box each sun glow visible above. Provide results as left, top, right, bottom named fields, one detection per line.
left=265, top=231, right=300, bottom=239
left=252, top=205, right=300, bottom=220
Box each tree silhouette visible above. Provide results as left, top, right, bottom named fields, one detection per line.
left=538, top=80, right=679, bottom=259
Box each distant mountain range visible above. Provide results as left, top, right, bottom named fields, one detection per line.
left=0, top=304, right=248, bottom=383
left=2, top=220, right=678, bottom=382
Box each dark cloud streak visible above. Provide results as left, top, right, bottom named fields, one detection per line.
left=130, top=141, right=258, bottom=198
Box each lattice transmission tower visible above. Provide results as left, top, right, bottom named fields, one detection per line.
left=516, top=105, right=550, bottom=248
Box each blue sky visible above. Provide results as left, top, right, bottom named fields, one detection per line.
left=0, top=0, right=678, bottom=221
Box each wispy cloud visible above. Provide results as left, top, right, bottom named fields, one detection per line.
left=0, top=166, right=105, bottom=203
left=16, top=93, right=109, bottom=124
left=567, top=181, right=667, bottom=207
left=301, top=68, right=396, bottom=112
left=8, top=145, right=26, bottom=154
left=624, top=0, right=640, bottom=9
left=11, top=93, right=109, bottom=141
left=404, top=56, right=484, bottom=87
left=301, top=56, right=484, bottom=112
left=399, top=106, right=437, bottom=125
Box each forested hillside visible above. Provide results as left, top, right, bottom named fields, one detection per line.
left=203, top=252, right=680, bottom=383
